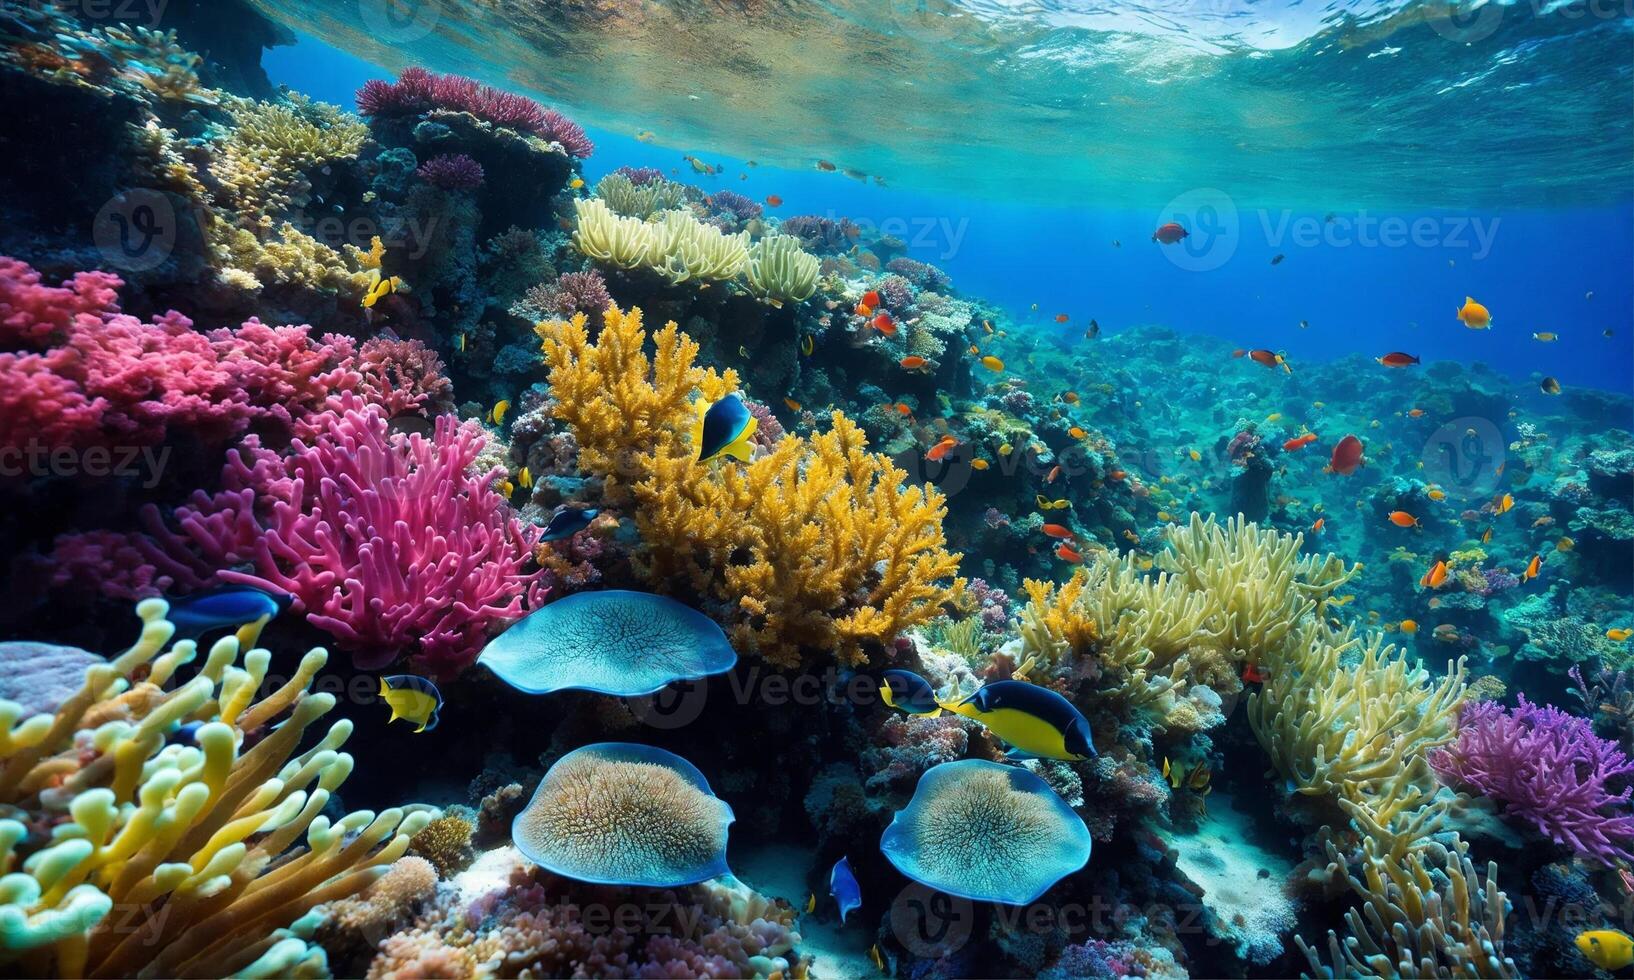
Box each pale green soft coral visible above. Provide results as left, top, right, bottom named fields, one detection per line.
left=212, top=95, right=368, bottom=217
left=745, top=234, right=820, bottom=306
left=647, top=209, right=749, bottom=284
left=595, top=172, right=690, bottom=218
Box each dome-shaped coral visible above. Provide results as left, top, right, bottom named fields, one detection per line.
left=881, top=759, right=1090, bottom=905
left=513, top=743, right=735, bottom=886
left=478, top=590, right=737, bottom=696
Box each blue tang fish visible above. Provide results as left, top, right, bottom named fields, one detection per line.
left=693, top=394, right=758, bottom=463
left=880, top=669, right=942, bottom=716
left=167, top=585, right=292, bottom=650
left=379, top=675, right=443, bottom=733
left=830, top=855, right=862, bottom=924
left=939, top=680, right=1097, bottom=761
left=540, top=506, right=599, bottom=542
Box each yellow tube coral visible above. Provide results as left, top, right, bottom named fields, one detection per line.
left=0, top=599, right=435, bottom=979
left=538, top=305, right=964, bottom=668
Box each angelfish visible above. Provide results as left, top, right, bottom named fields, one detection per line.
left=539, top=506, right=599, bottom=543
left=693, top=394, right=758, bottom=463
left=880, top=669, right=942, bottom=716
left=379, top=675, right=443, bottom=733
left=166, top=585, right=293, bottom=650
left=830, top=856, right=863, bottom=924
left=938, top=680, right=1097, bottom=761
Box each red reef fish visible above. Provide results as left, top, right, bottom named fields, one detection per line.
left=925, top=437, right=958, bottom=462
left=1377, top=352, right=1421, bottom=368
left=1420, top=559, right=1449, bottom=589
left=1055, top=314, right=1070, bottom=323
left=765, top=194, right=783, bottom=207
left=1327, top=434, right=1365, bottom=475
left=873, top=313, right=898, bottom=337
left=1283, top=433, right=1318, bottom=452
left=862, top=290, right=881, bottom=309
left=899, top=356, right=928, bottom=371
left=1246, top=349, right=1291, bottom=373
left=1523, top=553, right=1542, bottom=581
left=1042, top=523, right=1076, bottom=540
left=1055, top=543, right=1083, bottom=563
left=1047, top=465, right=1063, bottom=484
left=1153, top=222, right=1188, bottom=244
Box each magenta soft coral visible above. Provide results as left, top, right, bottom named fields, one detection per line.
left=357, top=67, right=593, bottom=158
left=145, top=397, right=543, bottom=677
left=1431, top=695, right=1634, bottom=866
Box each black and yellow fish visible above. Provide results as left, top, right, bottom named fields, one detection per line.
left=379, top=675, right=443, bottom=733
left=880, top=669, right=942, bottom=716
left=939, top=680, right=1096, bottom=761
left=693, top=394, right=758, bottom=463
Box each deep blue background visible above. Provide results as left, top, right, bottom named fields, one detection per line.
left=268, top=37, right=1634, bottom=394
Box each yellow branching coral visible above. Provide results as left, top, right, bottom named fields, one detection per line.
left=0, top=599, right=435, bottom=979
left=212, top=95, right=368, bottom=217
left=208, top=220, right=377, bottom=298
left=538, top=305, right=963, bottom=668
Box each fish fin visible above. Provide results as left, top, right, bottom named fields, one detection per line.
left=235, top=614, right=270, bottom=652
left=923, top=706, right=943, bottom=718
left=1005, top=748, right=1042, bottom=761
left=720, top=416, right=759, bottom=462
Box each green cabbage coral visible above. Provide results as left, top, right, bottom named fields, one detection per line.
left=595, top=172, right=689, bottom=218
left=746, top=234, right=820, bottom=306
left=647, top=209, right=748, bottom=284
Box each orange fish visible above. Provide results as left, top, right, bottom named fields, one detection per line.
left=873, top=313, right=898, bottom=336
left=1387, top=511, right=1420, bottom=528
left=862, top=290, right=881, bottom=308
left=1420, top=560, right=1448, bottom=589
left=1108, top=469, right=1126, bottom=481
left=1068, top=426, right=1088, bottom=439
left=925, top=438, right=958, bottom=462
left=1047, top=465, right=1062, bottom=484
left=1246, top=349, right=1290, bottom=373
left=899, top=356, right=928, bottom=371
left=1055, top=314, right=1069, bottom=323
left=1407, top=408, right=1426, bottom=418
left=1055, top=542, right=1083, bottom=563
left=1042, top=523, right=1076, bottom=540
left=895, top=402, right=913, bottom=416
left=1060, top=391, right=1080, bottom=405
left=1282, top=433, right=1317, bottom=452
left=1311, top=517, right=1325, bottom=533
left=1376, top=352, right=1421, bottom=368
left=765, top=194, right=783, bottom=207
left=855, top=302, right=874, bottom=317
left=1523, top=554, right=1542, bottom=581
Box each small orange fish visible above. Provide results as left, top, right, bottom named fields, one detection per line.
left=855, top=302, right=874, bottom=317
left=1387, top=511, right=1420, bottom=528
left=899, top=356, right=928, bottom=371
left=1480, top=527, right=1493, bottom=544
left=1055, top=542, right=1083, bottom=563
left=1108, top=469, right=1126, bottom=481
left=1042, top=523, right=1076, bottom=540
left=1060, top=391, right=1080, bottom=404
left=1068, top=426, right=1088, bottom=439
left=1055, top=314, right=1070, bottom=323
left=1420, top=559, right=1449, bottom=589
left=1495, top=493, right=1514, bottom=514
left=895, top=403, right=913, bottom=416
left=783, top=397, right=802, bottom=412
left=1523, top=553, right=1542, bottom=581
left=1282, top=433, right=1317, bottom=452
left=971, top=458, right=989, bottom=470
left=980, top=355, right=1004, bottom=372
left=1047, top=465, right=1062, bottom=484
left=1407, top=408, right=1426, bottom=418
left=765, top=194, right=783, bottom=207
left=873, top=313, right=897, bottom=336
left=925, top=438, right=958, bottom=462
left=1311, top=517, right=1325, bottom=533
left=862, top=290, right=881, bottom=308
left=1242, top=663, right=1266, bottom=684
left=968, top=344, right=981, bottom=356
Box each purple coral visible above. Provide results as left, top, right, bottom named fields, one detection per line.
left=611, top=165, right=665, bottom=185
left=526, top=270, right=612, bottom=320
left=886, top=256, right=952, bottom=292
left=704, top=190, right=762, bottom=224
left=876, top=273, right=915, bottom=312
left=357, top=67, right=593, bottom=157
left=1431, top=696, right=1634, bottom=866
left=778, top=215, right=859, bottom=254
left=414, top=153, right=485, bottom=191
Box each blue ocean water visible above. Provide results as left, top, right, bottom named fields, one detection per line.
left=269, top=34, right=1633, bottom=396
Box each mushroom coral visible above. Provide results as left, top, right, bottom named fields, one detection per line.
left=537, top=306, right=963, bottom=668
left=0, top=599, right=434, bottom=978
left=512, top=743, right=733, bottom=887
left=881, top=759, right=1090, bottom=905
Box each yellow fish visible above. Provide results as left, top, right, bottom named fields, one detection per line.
left=1532, top=331, right=1558, bottom=342
left=784, top=397, right=803, bottom=412
left=971, top=458, right=989, bottom=470
left=980, top=355, right=1005, bottom=372
left=1427, top=489, right=1446, bottom=501
left=517, top=466, right=533, bottom=490
left=1577, top=930, right=1634, bottom=971
left=1157, top=511, right=1172, bottom=522
left=379, top=675, right=442, bottom=733
left=456, top=334, right=467, bottom=353
left=1608, top=628, right=1633, bottom=642
left=1496, top=493, right=1514, bottom=514
left=569, top=177, right=585, bottom=190
left=1068, top=426, right=1088, bottom=439
left=869, top=945, right=885, bottom=972
left=800, top=334, right=815, bottom=356
left=1265, top=412, right=1282, bottom=423
left=1557, top=537, right=1574, bottom=552
left=1457, top=296, right=1492, bottom=329
left=489, top=400, right=511, bottom=425
left=361, top=274, right=401, bottom=309
left=804, top=893, right=816, bottom=914
left=1000, top=443, right=1013, bottom=455
left=1188, top=449, right=1202, bottom=462
left=1400, top=619, right=1418, bottom=634
left=1480, top=527, right=1493, bottom=544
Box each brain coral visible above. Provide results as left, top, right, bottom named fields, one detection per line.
left=513, top=743, right=735, bottom=886
left=478, top=590, right=737, bottom=696
left=881, top=759, right=1091, bottom=905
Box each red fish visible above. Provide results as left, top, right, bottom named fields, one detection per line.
left=765, top=194, right=783, bottom=207
left=1242, top=663, right=1266, bottom=684
left=1042, top=523, right=1076, bottom=540
left=1327, top=434, right=1364, bottom=475
left=862, top=290, right=881, bottom=308
left=925, top=437, right=958, bottom=462
left=1311, top=517, right=1325, bottom=533
left=899, top=355, right=928, bottom=371
left=1055, top=314, right=1070, bottom=323
left=1152, top=222, right=1188, bottom=244
left=1055, top=543, right=1083, bottom=563
left=1246, top=349, right=1289, bottom=372
left=1376, top=352, right=1421, bottom=368
left=873, top=313, right=898, bottom=336
left=1282, top=433, right=1318, bottom=452
left=1047, top=465, right=1062, bottom=484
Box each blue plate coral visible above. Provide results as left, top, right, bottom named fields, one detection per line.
left=477, top=590, right=738, bottom=696
left=511, top=742, right=735, bottom=887
left=881, top=759, right=1092, bottom=905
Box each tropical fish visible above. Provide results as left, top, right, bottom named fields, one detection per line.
left=1311, top=517, right=1325, bottom=533
left=1327, top=435, right=1365, bottom=475
left=1085, top=320, right=1101, bottom=339
left=880, top=669, right=942, bottom=716
left=925, top=437, right=958, bottom=462
left=971, top=458, right=990, bottom=470
left=1068, top=426, right=1088, bottom=439
left=1420, top=559, right=1449, bottom=589
left=1427, top=488, right=1446, bottom=501
left=1532, top=331, right=1558, bottom=342
left=1456, top=296, right=1492, bottom=329
left=379, top=675, right=443, bottom=733
left=765, top=194, right=783, bottom=207
left=1271, top=253, right=1285, bottom=265
left=899, top=356, right=929, bottom=371
left=861, top=290, right=881, bottom=308
left=489, top=400, right=511, bottom=425
left=1047, top=465, right=1063, bottom=484
left=1480, top=527, right=1493, bottom=544
left=1036, top=495, right=1071, bottom=511
left=1376, top=352, right=1421, bottom=367
left=873, top=313, right=898, bottom=336
left=1042, top=523, right=1076, bottom=540
left=1539, top=376, right=1562, bottom=395
left=1056, top=543, right=1083, bottom=563
left=980, top=355, right=1005, bottom=372
left=1242, top=663, right=1266, bottom=684
left=869, top=945, right=885, bottom=972
left=1152, top=222, right=1189, bottom=244
left=1055, top=314, right=1070, bottom=323
left=830, top=856, right=863, bottom=924
left=1523, top=553, right=1542, bottom=581
left=1408, top=408, right=1426, bottom=418
left=983, top=319, right=994, bottom=333
left=1283, top=433, right=1318, bottom=452
left=1265, top=413, right=1282, bottom=423
left=166, top=585, right=292, bottom=649
left=1576, top=930, right=1634, bottom=971
left=784, top=397, right=803, bottom=412
left=895, top=403, right=913, bottom=416
left=517, top=466, right=533, bottom=490
left=1557, top=536, right=1575, bottom=552
left=540, top=506, right=599, bottom=542
left=938, top=680, right=1097, bottom=761
left=804, top=893, right=816, bottom=914
left=361, top=274, right=401, bottom=309
left=694, top=394, right=758, bottom=463
left=1387, top=511, right=1420, bottom=528
left=1495, top=493, right=1514, bottom=514
left=800, top=334, right=815, bottom=356
left=1245, top=349, right=1291, bottom=373
left=456, top=334, right=466, bottom=353
left=1400, top=619, right=1419, bottom=634
left=1188, top=449, right=1202, bottom=462
left=1060, top=391, right=1080, bottom=405
left=1608, top=628, right=1633, bottom=642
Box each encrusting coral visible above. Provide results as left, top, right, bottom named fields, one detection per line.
left=539, top=306, right=964, bottom=668
left=0, top=599, right=435, bottom=978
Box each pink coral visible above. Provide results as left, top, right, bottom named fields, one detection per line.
left=0, top=255, right=122, bottom=345
left=357, top=67, right=593, bottom=158
left=139, top=397, right=543, bottom=677
left=862, top=713, right=972, bottom=791
left=354, top=335, right=454, bottom=418
left=414, top=153, right=486, bottom=190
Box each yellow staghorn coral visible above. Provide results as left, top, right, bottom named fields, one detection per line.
left=208, top=220, right=377, bottom=298
left=0, top=599, right=435, bottom=979
left=211, top=95, right=368, bottom=218
left=538, top=305, right=963, bottom=668
left=1299, top=835, right=1517, bottom=978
